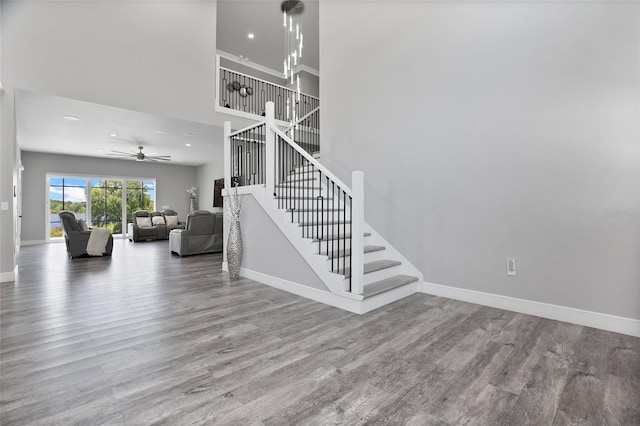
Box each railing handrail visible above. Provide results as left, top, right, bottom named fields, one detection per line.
left=284, top=106, right=320, bottom=133
left=219, top=65, right=320, bottom=102
left=271, top=125, right=352, bottom=198
left=228, top=120, right=267, bottom=138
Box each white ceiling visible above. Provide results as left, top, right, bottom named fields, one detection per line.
left=16, top=1, right=319, bottom=167
left=217, top=0, right=319, bottom=72
left=16, top=90, right=223, bottom=167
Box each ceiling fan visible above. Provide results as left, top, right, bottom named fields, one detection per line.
left=107, top=146, right=171, bottom=163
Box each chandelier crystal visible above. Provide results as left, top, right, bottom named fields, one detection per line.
left=282, top=1, right=304, bottom=131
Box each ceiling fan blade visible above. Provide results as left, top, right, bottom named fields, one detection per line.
left=147, top=157, right=171, bottom=162
left=106, top=153, right=134, bottom=157
left=108, top=150, right=134, bottom=155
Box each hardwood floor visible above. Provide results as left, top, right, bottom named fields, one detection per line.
left=1, top=240, right=639, bottom=425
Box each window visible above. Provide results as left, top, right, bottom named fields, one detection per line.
left=49, top=177, right=87, bottom=238
left=48, top=175, right=156, bottom=239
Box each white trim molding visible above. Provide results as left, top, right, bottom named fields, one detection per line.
left=223, top=262, right=416, bottom=315
left=0, top=265, right=18, bottom=283
left=418, top=281, right=640, bottom=338
left=20, top=240, right=47, bottom=246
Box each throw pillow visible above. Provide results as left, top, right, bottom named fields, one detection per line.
left=152, top=216, right=166, bottom=226
left=165, top=215, right=179, bottom=227
left=77, top=219, right=89, bottom=231
left=137, top=217, right=152, bottom=227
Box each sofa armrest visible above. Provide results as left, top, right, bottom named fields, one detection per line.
left=168, top=229, right=189, bottom=255
left=66, top=231, right=92, bottom=258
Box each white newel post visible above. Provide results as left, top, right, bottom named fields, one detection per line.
left=351, top=171, right=365, bottom=295
left=265, top=101, right=276, bottom=198
left=224, top=121, right=232, bottom=190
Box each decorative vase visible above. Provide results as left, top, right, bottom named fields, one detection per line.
left=189, top=198, right=195, bottom=213
left=227, top=219, right=242, bottom=280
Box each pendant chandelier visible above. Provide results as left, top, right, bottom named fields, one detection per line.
left=281, top=1, right=304, bottom=127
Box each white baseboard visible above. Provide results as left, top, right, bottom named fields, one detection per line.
left=418, top=282, right=640, bottom=338
left=224, top=263, right=362, bottom=314
left=0, top=265, right=18, bottom=283
left=20, top=240, right=47, bottom=246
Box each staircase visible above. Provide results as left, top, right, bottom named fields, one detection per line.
left=223, top=102, right=422, bottom=314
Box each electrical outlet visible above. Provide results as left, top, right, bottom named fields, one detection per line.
left=507, top=259, right=517, bottom=276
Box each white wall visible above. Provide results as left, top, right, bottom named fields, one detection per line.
left=21, top=152, right=197, bottom=242
left=2, top=0, right=217, bottom=126
left=320, top=2, right=640, bottom=319
left=196, top=144, right=225, bottom=212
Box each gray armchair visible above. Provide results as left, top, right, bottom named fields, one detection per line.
left=59, top=211, right=113, bottom=259
left=169, top=210, right=223, bottom=256
left=128, top=210, right=168, bottom=242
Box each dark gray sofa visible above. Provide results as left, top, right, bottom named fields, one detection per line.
left=59, top=211, right=114, bottom=259
left=169, top=210, right=223, bottom=256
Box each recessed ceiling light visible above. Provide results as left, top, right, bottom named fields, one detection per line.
left=185, top=143, right=192, bottom=147
left=248, top=33, right=255, bottom=39
left=184, top=132, right=197, bottom=137
left=110, top=133, right=118, bottom=137
left=63, top=115, right=80, bottom=121
left=156, top=130, right=167, bottom=134
left=96, top=149, right=104, bottom=152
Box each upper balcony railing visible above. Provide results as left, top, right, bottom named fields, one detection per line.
left=216, top=57, right=319, bottom=123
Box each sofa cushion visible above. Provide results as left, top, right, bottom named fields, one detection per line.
left=152, top=216, right=166, bottom=225
left=165, top=215, right=179, bottom=227
left=137, top=217, right=152, bottom=227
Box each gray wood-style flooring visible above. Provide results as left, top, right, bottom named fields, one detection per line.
left=1, top=240, right=639, bottom=425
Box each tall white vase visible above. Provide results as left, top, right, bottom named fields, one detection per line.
left=189, top=198, right=195, bottom=213
left=227, top=219, right=242, bottom=280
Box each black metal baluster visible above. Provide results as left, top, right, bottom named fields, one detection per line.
left=347, top=194, right=351, bottom=290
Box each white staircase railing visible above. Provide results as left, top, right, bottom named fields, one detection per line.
left=216, top=55, right=319, bottom=123
left=224, top=102, right=364, bottom=294
left=284, top=106, right=320, bottom=155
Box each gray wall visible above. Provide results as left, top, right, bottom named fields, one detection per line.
left=296, top=71, right=319, bottom=99
left=21, top=151, right=197, bottom=242
left=196, top=146, right=225, bottom=213
left=229, top=194, right=328, bottom=291
left=320, top=2, right=640, bottom=319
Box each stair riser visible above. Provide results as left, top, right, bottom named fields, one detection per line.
left=324, top=250, right=386, bottom=269
left=299, top=223, right=352, bottom=238
left=276, top=199, right=352, bottom=211
left=287, top=211, right=348, bottom=222
left=308, top=236, right=371, bottom=252
left=364, top=265, right=404, bottom=285
left=282, top=176, right=321, bottom=185
left=276, top=187, right=325, bottom=198
left=278, top=184, right=346, bottom=200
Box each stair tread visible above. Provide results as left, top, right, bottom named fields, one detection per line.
left=333, top=259, right=402, bottom=277
left=299, top=221, right=352, bottom=227
left=311, top=232, right=371, bottom=242
left=321, top=245, right=385, bottom=258
left=286, top=208, right=344, bottom=213
left=275, top=196, right=336, bottom=200
left=363, top=275, right=419, bottom=298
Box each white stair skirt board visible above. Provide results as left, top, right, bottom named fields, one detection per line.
left=418, top=281, right=640, bottom=338
left=223, top=261, right=418, bottom=315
